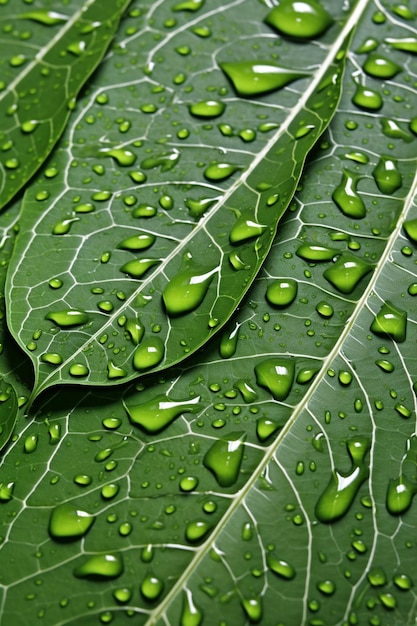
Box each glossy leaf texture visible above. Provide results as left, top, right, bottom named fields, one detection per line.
left=1, top=0, right=417, bottom=625
left=6, top=0, right=354, bottom=396
left=0, top=0, right=131, bottom=211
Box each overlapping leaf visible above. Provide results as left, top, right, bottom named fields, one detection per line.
left=6, top=0, right=353, bottom=397
left=1, top=0, right=417, bottom=625
left=0, top=0, right=131, bottom=211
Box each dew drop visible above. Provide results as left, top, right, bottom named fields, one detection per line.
left=132, top=337, right=165, bottom=371
left=220, top=61, right=309, bottom=97
left=386, top=37, right=417, bottom=54
left=296, top=244, right=337, bottom=261
left=241, top=596, right=263, bottom=623
left=125, top=317, right=145, bottom=344
left=185, top=519, right=212, bottom=543
left=254, top=358, right=295, bottom=400
left=73, top=553, right=124, bottom=580
left=181, top=589, right=203, bottom=626
left=375, top=359, right=394, bottom=373
left=393, top=573, right=413, bottom=590
left=363, top=54, right=402, bottom=79
left=264, top=0, right=333, bottom=39
left=185, top=196, right=217, bottom=219
left=20, top=10, right=68, bottom=25
left=140, top=573, right=164, bottom=601
left=323, top=254, right=374, bottom=294
left=234, top=379, right=258, bottom=403
left=48, top=278, right=63, bottom=289
left=45, top=309, right=89, bottom=328
left=113, top=587, right=132, bottom=604
left=203, top=431, right=246, bottom=487
left=41, top=352, right=63, bottom=365
left=189, top=100, right=225, bottom=118
left=381, top=117, right=413, bottom=142
left=317, top=580, right=336, bottom=595
left=219, top=322, right=240, bottom=358
left=229, top=214, right=266, bottom=244
left=370, top=301, right=407, bottom=343
left=265, top=279, right=297, bottom=307
left=173, top=0, right=204, bottom=11
left=101, top=148, right=136, bottom=167
left=49, top=503, right=95, bottom=540
left=141, top=149, right=180, bottom=172
left=368, top=567, right=387, bottom=587
left=69, top=363, right=89, bottom=377
left=125, top=394, right=200, bottom=433
left=315, top=436, right=370, bottom=523
left=204, top=162, right=242, bottom=182
left=267, top=554, right=296, bottom=579
left=163, top=266, right=217, bottom=316
left=52, top=217, right=79, bottom=235
left=0, top=482, right=15, bottom=502
left=403, top=218, right=417, bottom=244
left=180, top=476, right=199, bottom=492
left=107, top=361, right=127, bottom=380
left=352, top=85, right=383, bottom=111
left=372, top=156, right=402, bottom=194
left=117, top=233, right=156, bottom=251
left=316, top=301, right=334, bottom=318
left=332, top=170, right=366, bottom=219
left=119, top=258, right=160, bottom=278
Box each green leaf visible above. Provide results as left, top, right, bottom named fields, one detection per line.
left=5, top=0, right=353, bottom=397
left=1, top=0, right=417, bottom=625
left=0, top=0, right=131, bottom=211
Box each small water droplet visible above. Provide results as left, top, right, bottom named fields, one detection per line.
left=189, top=100, right=225, bottom=118
left=254, top=358, right=295, bottom=400
left=20, top=10, right=68, bottom=25
left=323, top=254, right=374, bottom=294
left=117, top=233, right=155, bottom=251
left=234, top=379, right=258, bottom=403
left=219, top=322, right=240, bottom=358
left=267, top=554, right=296, bottom=579
left=49, top=503, right=95, bottom=540
left=52, top=217, right=79, bottom=235
left=125, top=394, right=200, bottom=433
left=393, top=573, right=413, bottom=590
left=119, top=258, right=160, bottom=278
left=45, top=309, right=88, bottom=328
left=229, top=214, right=266, bottom=244
left=140, top=573, right=164, bottom=601
left=370, top=301, right=407, bottom=343
left=368, top=567, right=387, bottom=587
left=180, top=589, right=203, bottom=626
left=101, top=148, right=136, bottom=167
left=185, top=519, right=212, bottom=543
left=113, top=587, right=132, bottom=604
left=403, top=218, right=417, bottom=244
left=73, top=553, right=124, bottom=579
left=220, top=61, right=309, bottom=97
left=332, top=170, right=366, bottom=219
left=141, top=148, right=180, bottom=172
left=163, top=266, right=217, bottom=316
left=317, top=580, right=336, bottom=595
left=0, top=481, right=15, bottom=502
left=203, top=431, right=246, bottom=487
left=132, top=337, right=165, bottom=371
left=352, top=85, right=383, bottom=111
left=363, top=54, right=402, bottom=79
left=173, top=0, right=204, bottom=11
left=204, top=162, right=242, bottom=181
left=315, top=436, right=370, bottom=523
left=381, top=118, right=413, bottom=142
left=264, top=0, right=333, bottom=39
left=385, top=36, right=417, bottom=54
left=41, top=352, right=63, bottom=365
left=296, top=244, right=337, bottom=261
left=265, top=279, right=297, bottom=307
left=241, top=596, right=263, bottom=623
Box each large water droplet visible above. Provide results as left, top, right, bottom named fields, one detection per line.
left=332, top=170, right=366, bottom=219
left=73, top=553, right=124, bottom=579
left=296, top=244, right=337, bottom=262
left=119, top=258, right=160, bottom=278
left=352, top=85, right=383, bottom=111
left=132, top=337, right=165, bottom=371
left=256, top=417, right=281, bottom=441
left=45, top=309, right=89, bottom=328
left=403, top=218, right=417, bottom=244
left=181, top=589, right=203, bottom=626
left=140, top=573, right=164, bottom=601
left=141, top=149, right=180, bottom=172
left=234, top=379, right=258, bottom=403
left=229, top=214, right=267, bottom=244
left=315, top=436, right=370, bottom=523
left=163, top=266, right=217, bottom=316
left=363, top=54, right=402, bottom=79
left=189, top=100, right=225, bottom=118
left=204, top=162, right=242, bottom=181
left=385, top=37, right=417, bottom=54
left=219, top=322, right=240, bottom=358
left=386, top=476, right=416, bottom=515
left=125, top=394, right=200, bottom=433
left=101, top=148, right=136, bottom=167
left=267, top=554, right=296, bottom=579
left=323, top=254, right=374, bottom=294
left=254, top=358, right=295, bottom=400
left=265, top=0, right=333, bottom=39
left=241, top=596, right=263, bottom=623
left=220, top=61, right=309, bottom=97
left=370, top=301, right=407, bottom=343
left=125, top=317, right=145, bottom=344
left=20, top=10, right=68, bottom=24
left=265, top=279, right=297, bottom=307
left=203, top=431, right=246, bottom=487
left=49, top=503, right=95, bottom=540
left=173, top=0, right=205, bottom=11
left=381, top=118, right=413, bottom=142
left=117, top=233, right=156, bottom=251
left=185, top=519, right=212, bottom=543
left=372, top=156, right=402, bottom=194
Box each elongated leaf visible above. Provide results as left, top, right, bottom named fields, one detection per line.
left=6, top=0, right=353, bottom=397
left=1, top=0, right=417, bottom=625
left=0, top=0, right=131, bottom=210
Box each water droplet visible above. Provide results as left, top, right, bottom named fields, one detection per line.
left=203, top=431, right=246, bottom=487
left=74, top=202, right=94, bottom=213
left=101, top=148, right=136, bottom=167
left=338, top=370, right=353, bottom=386
left=370, top=301, right=407, bottom=343
left=74, top=474, right=93, bottom=486
left=317, top=580, right=336, bottom=595
left=352, top=85, right=383, bottom=111
left=323, top=254, right=374, bottom=294
left=220, top=61, right=309, bottom=97
left=265, top=279, right=297, bottom=307
left=254, top=358, right=295, bottom=400
left=185, top=196, right=217, bottom=219
left=119, top=258, right=160, bottom=278
left=241, top=596, right=263, bottom=623
left=315, top=436, right=370, bottom=523
left=189, top=100, right=225, bottom=118
left=267, top=554, right=296, bottom=579
left=356, top=37, right=379, bottom=53
left=0, top=482, right=15, bottom=502
left=117, top=233, right=155, bottom=251
left=316, top=301, right=334, bottom=318
left=219, top=322, right=240, bottom=358
left=132, top=337, right=165, bottom=371
left=180, top=476, right=199, bottom=492
left=181, top=589, right=203, bottom=626
left=69, top=363, right=89, bottom=377
left=363, top=54, right=402, bottom=79
left=297, top=367, right=319, bottom=384
left=393, top=573, right=413, bottom=590
left=21, top=120, right=38, bottom=134
left=296, top=244, right=337, bottom=261
left=67, top=40, right=87, bottom=56
left=229, top=214, right=266, bottom=244
left=173, top=0, right=204, bottom=11
left=113, top=587, right=132, bottom=604
left=381, top=118, right=413, bottom=142
left=264, top=0, right=333, bottom=39
left=163, top=266, right=217, bottom=316
left=228, top=251, right=250, bottom=271
left=52, top=217, right=79, bottom=235
left=141, top=148, right=180, bottom=172
left=101, top=483, right=120, bottom=500
left=234, top=379, right=258, bottom=403
left=375, top=359, right=395, bottom=373
left=45, top=309, right=88, bottom=328
left=294, top=124, right=315, bottom=139
left=372, top=156, right=402, bottom=194
left=179, top=513, right=210, bottom=542
left=140, top=573, right=164, bottom=601
left=332, top=170, right=366, bottom=219
left=41, top=352, right=63, bottom=365
left=367, top=567, right=387, bottom=587
left=125, top=394, right=200, bottom=433
left=204, top=162, right=242, bottom=181
left=403, top=218, right=417, bottom=243
left=74, top=553, right=124, bottom=579
left=49, top=503, right=95, bottom=540
left=385, top=37, right=417, bottom=54
left=20, top=10, right=68, bottom=25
